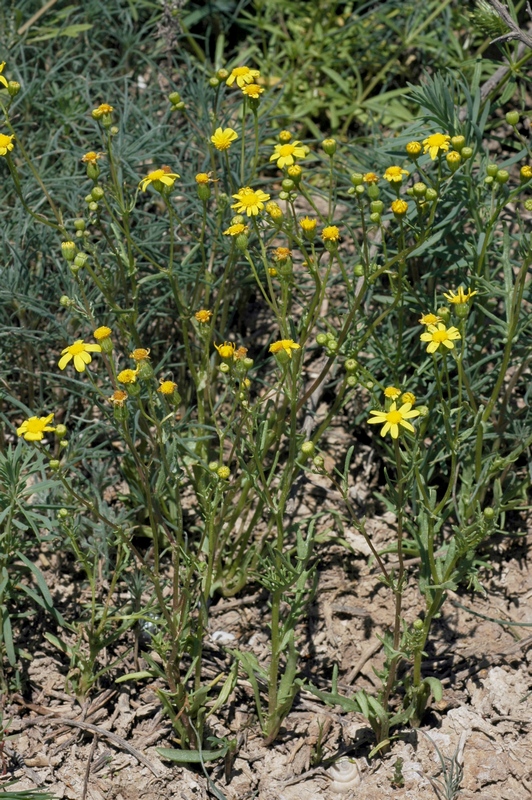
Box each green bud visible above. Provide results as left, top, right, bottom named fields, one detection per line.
left=461, top=146, right=473, bottom=160
left=49, top=459, right=61, bottom=471
left=87, top=163, right=100, bottom=180
left=55, top=424, right=67, bottom=439
left=174, top=101, right=185, bottom=111
left=346, top=375, right=358, bottom=387
left=483, top=506, right=495, bottom=520
left=413, top=182, right=427, bottom=197
left=367, top=184, right=380, bottom=200
left=243, top=357, right=254, bottom=370
left=91, top=186, right=104, bottom=201
left=217, top=68, right=229, bottom=80
left=59, top=295, right=72, bottom=307
left=486, top=163, right=498, bottom=177
left=61, top=241, right=77, bottom=261
left=209, top=77, right=220, bottom=88
left=74, top=218, right=86, bottom=231
left=316, top=333, right=328, bottom=346
left=59, top=439, right=68, bottom=449
left=197, top=184, right=211, bottom=201
left=278, top=190, right=290, bottom=201
left=454, top=302, right=469, bottom=319
left=326, top=340, right=338, bottom=352
left=322, top=138, right=336, bottom=156
left=413, top=619, right=424, bottom=631
left=281, top=178, right=295, bottom=192
left=208, top=461, right=219, bottom=472
left=495, top=169, right=509, bottom=184
left=313, top=455, right=325, bottom=469
left=484, top=175, right=494, bottom=185
left=219, top=362, right=230, bottom=374
left=73, top=252, right=88, bottom=269
left=436, top=306, right=450, bottom=324
left=505, top=110, right=520, bottom=126
left=217, top=466, right=230, bottom=480
left=353, top=264, right=364, bottom=277
left=88, top=201, right=99, bottom=212
left=417, top=405, right=429, bottom=417
left=236, top=233, right=249, bottom=251
left=347, top=187, right=356, bottom=195
left=57, top=508, right=69, bottom=519
left=524, top=199, right=532, bottom=212
left=355, top=184, right=365, bottom=195
left=7, top=81, right=21, bottom=97
left=369, top=212, right=381, bottom=224
left=450, top=135, right=466, bottom=151
left=370, top=200, right=384, bottom=213
left=345, top=358, right=357, bottom=372
left=406, top=187, right=415, bottom=196
left=350, top=172, right=364, bottom=186
left=232, top=214, right=245, bottom=225
left=168, top=91, right=181, bottom=104
left=300, top=441, right=315, bottom=457
left=425, top=188, right=438, bottom=202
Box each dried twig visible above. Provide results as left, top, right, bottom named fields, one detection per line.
left=488, top=0, right=532, bottom=47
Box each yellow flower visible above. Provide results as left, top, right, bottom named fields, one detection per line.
left=363, top=172, right=379, bottom=184
left=420, top=323, right=461, bottom=353
left=269, top=267, right=278, bottom=277
left=0, top=133, right=15, bottom=156
left=81, top=151, right=104, bottom=164
left=58, top=339, right=102, bottom=372
left=109, top=390, right=128, bottom=406
left=266, top=201, right=283, bottom=220
left=242, top=83, right=264, bottom=98
left=270, top=141, right=306, bottom=169
left=117, top=368, right=139, bottom=384
left=226, top=66, right=260, bottom=87
left=269, top=339, right=300, bottom=358
left=321, top=225, right=340, bottom=242
left=401, top=392, right=416, bottom=405
left=158, top=380, right=178, bottom=395
left=422, top=133, right=451, bottom=160
left=93, top=326, right=112, bottom=340
left=130, top=348, right=150, bottom=361
left=231, top=186, right=270, bottom=216
left=300, top=217, right=317, bottom=233
left=287, top=164, right=302, bottom=180
left=367, top=401, right=420, bottom=439
left=195, top=309, right=213, bottom=323
left=443, top=287, right=477, bottom=304
left=195, top=172, right=210, bottom=184
left=406, top=141, right=422, bottom=157
left=92, top=103, right=114, bottom=118
left=520, top=165, right=532, bottom=181
left=384, top=166, right=409, bottom=183
left=211, top=127, right=238, bottom=151
left=279, top=130, right=292, bottom=143
left=223, top=222, right=248, bottom=236
left=17, top=413, right=55, bottom=442
left=215, top=341, right=236, bottom=358
left=0, top=62, right=8, bottom=89
left=384, top=386, right=401, bottom=399
left=139, top=166, right=179, bottom=192
left=273, top=246, right=291, bottom=261
left=419, top=313, right=441, bottom=326
left=391, top=199, right=408, bottom=217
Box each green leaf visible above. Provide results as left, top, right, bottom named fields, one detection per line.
left=156, top=746, right=228, bottom=763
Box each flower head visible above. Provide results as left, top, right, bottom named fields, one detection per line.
left=384, top=166, right=409, bottom=183
left=279, top=130, right=292, bottom=143
left=269, top=339, right=300, bottom=358
left=391, top=199, right=408, bottom=217
left=215, top=341, right=236, bottom=358
left=520, top=165, right=532, bottom=181
left=419, top=313, right=441, bottom=326
left=266, top=201, right=283, bottom=220
left=242, top=83, right=264, bottom=99
left=93, top=326, right=112, bottom=340
left=273, top=247, right=291, bottom=261
left=117, top=368, right=139, bottom=384
left=401, top=392, right=416, bottom=405
left=223, top=222, right=248, bottom=236
left=363, top=172, right=379, bottom=184
left=270, top=141, right=306, bottom=169
left=211, top=127, right=238, bottom=151
left=92, top=103, right=114, bottom=118
left=0, top=133, right=15, bottom=157
left=287, top=164, right=302, bottom=181
left=367, top=401, right=420, bottom=439
left=231, top=186, right=270, bottom=216
left=139, top=166, right=179, bottom=192
left=300, top=217, right=317, bottom=234
left=158, top=380, right=178, bottom=395
left=384, top=386, right=401, bottom=399
left=58, top=340, right=102, bottom=372
left=420, top=323, right=461, bottom=353
left=0, top=62, right=8, bottom=89
left=130, top=348, right=150, bottom=361
left=195, top=172, right=211, bottom=184
left=423, top=133, right=451, bottom=160
left=109, top=390, right=128, bottom=406
left=226, top=66, right=260, bottom=87
left=234, top=346, right=248, bottom=360
left=81, top=151, right=104, bottom=165
left=17, top=413, right=55, bottom=442
left=321, top=225, right=340, bottom=242
left=195, top=309, right=213, bottom=323
left=443, top=287, right=477, bottom=304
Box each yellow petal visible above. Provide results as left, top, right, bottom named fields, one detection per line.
left=58, top=353, right=72, bottom=370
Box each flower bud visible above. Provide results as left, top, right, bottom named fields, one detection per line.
left=350, top=173, right=364, bottom=186
left=505, top=110, right=520, bottom=126
left=168, top=91, right=181, bottom=104
left=55, top=424, right=67, bottom=439
left=495, top=169, right=509, bottom=184
left=484, top=175, right=494, bottom=185
left=454, top=302, right=470, bottom=319
left=524, top=199, right=532, bottom=211
left=417, top=405, right=429, bottom=417
left=413, top=182, right=427, bottom=197
left=316, top=333, right=328, bottom=346
left=450, top=135, right=466, bottom=151
left=7, top=80, right=20, bottom=97
left=87, top=162, right=100, bottom=180
left=460, top=146, right=473, bottom=160
left=370, top=200, right=384, bottom=213
left=114, top=403, right=129, bottom=421
left=57, top=508, right=69, bottom=519
left=353, top=264, right=364, bottom=277
left=74, top=218, right=86, bottom=231
left=197, top=184, right=211, bottom=201
left=483, top=506, right=495, bottom=519
left=367, top=184, right=380, bottom=200
left=219, top=362, right=230, bottom=374
left=60, top=295, right=72, bottom=307
left=346, top=375, right=357, bottom=387
left=236, top=233, right=249, bottom=251
left=300, top=441, right=315, bottom=458
left=369, top=212, right=381, bottom=224
left=486, top=163, right=498, bottom=177
left=313, top=455, right=325, bottom=470
left=217, top=465, right=230, bottom=480
left=413, top=618, right=424, bottom=631
left=322, top=138, right=336, bottom=156
left=391, top=199, right=408, bottom=218
left=88, top=202, right=99, bottom=212
left=73, top=252, right=88, bottom=269
left=209, top=77, right=220, bottom=88
left=425, top=188, right=438, bottom=201
left=91, top=186, right=104, bottom=201
left=446, top=151, right=461, bottom=172
left=355, top=184, right=365, bottom=195
left=406, top=187, right=414, bottom=196
left=436, top=306, right=450, bottom=324
left=49, top=459, right=61, bottom=471
left=281, top=178, right=295, bottom=192
left=61, top=241, right=77, bottom=261
left=345, top=358, right=357, bottom=372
